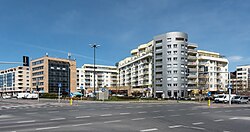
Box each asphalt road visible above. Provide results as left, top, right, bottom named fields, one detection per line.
left=0, top=99, right=250, bottom=132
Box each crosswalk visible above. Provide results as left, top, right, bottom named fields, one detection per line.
left=0, top=104, right=61, bottom=110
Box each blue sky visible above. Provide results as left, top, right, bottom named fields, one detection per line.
left=0, top=0, right=249, bottom=71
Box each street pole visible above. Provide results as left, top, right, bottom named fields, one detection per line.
left=90, top=44, right=100, bottom=98
left=58, top=83, right=61, bottom=103
left=228, top=73, right=231, bottom=105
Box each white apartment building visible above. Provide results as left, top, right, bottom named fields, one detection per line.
left=197, top=50, right=228, bottom=93
left=231, top=65, right=250, bottom=94
left=0, top=66, right=30, bottom=95
left=76, top=64, right=118, bottom=91
left=118, top=40, right=153, bottom=96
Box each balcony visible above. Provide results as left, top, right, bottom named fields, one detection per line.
left=188, top=68, right=197, bottom=72
left=187, top=49, right=197, bottom=53
left=187, top=62, right=197, bottom=66
left=198, top=74, right=209, bottom=78
left=188, top=81, right=197, bottom=84
left=187, top=74, right=197, bottom=78
left=187, top=56, right=197, bottom=60
left=199, top=62, right=208, bottom=65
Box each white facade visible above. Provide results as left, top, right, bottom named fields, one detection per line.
left=76, top=64, right=118, bottom=90
left=197, top=50, right=228, bottom=92
left=234, top=65, right=250, bottom=92
left=118, top=40, right=153, bottom=95
left=0, top=66, right=30, bottom=95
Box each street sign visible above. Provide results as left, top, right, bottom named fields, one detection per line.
left=58, top=83, right=62, bottom=88
left=207, top=91, right=211, bottom=97
left=80, top=85, right=84, bottom=90
left=101, top=88, right=106, bottom=92
left=70, top=93, right=73, bottom=97
left=228, top=84, right=232, bottom=89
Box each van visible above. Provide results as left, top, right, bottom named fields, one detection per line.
left=17, top=93, right=29, bottom=99
left=214, top=94, right=236, bottom=103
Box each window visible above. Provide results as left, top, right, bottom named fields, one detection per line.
left=167, top=64, right=171, bottom=68
left=173, top=84, right=178, bottom=86
left=167, top=77, right=171, bottom=81
left=173, top=51, right=177, bottom=54
left=167, top=58, right=171, bottom=61
left=167, top=45, right=171, bottom=48
left=173, top=77, right=178, bottom=81
left=167, top=71, right=171, bottom=74
left=173, top=44, right=177, bottom=48
left=181, top=57, right=185, bottom=61
left=155, top=40, right=162, bottom=43
left=181, top=70, right=185, bottom=74
left=181, top=51, right=184, bottom=55
left=174, top=70, right=177, bottom=74
left=176, top=37, right=185, bottom=41
left=181, top=64, right=185, bottom=67
left=173, top=64, right=178, bottom=67
left=167, top=51, right=171, bottom=55
left=167, top=38, right=171, bottom=42
left=173, top=57, right=177, bottom=61
left=167, top=84, right=172, bottom=87
left=181, top=44, right=185, bottom=49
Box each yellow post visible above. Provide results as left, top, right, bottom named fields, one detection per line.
left=70, top=98, right=73, bottom=106
left=208, top=99, right=210, bottom=107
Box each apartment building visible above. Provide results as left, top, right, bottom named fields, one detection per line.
left=153, top=32, right=189, bottom=98
left=0, top=66, right=30, bottom=95
left=197, top=50, right=228, bottom=94
left=230, top=65, right=250, bottom=94
left=30, top=55, right=76, bottom=94
left=76, top=64, right=118, bottom=92
left=118, top=40, right=153, bottom=96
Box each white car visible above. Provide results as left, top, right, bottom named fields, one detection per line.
left=2, top=95, right=12, bottom=99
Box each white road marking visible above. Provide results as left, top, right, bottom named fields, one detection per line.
left=72, top=123, right=93, bottom=126
left=48, top=111, right=59, bottom=113
left=17, top=120, right=36, bottom=123
left=119, top=113, right=131, bottom=115
left=140, top=128, right=158, bottom=132
left=136, top=106, right=143, bottom=108
left=169, top=125, right=183, bottom=128
left=36, top=126, right=60, bottom=131
left=214, top=119, right=224, bottom=122
left=170, top=114, right=180, bottom=117
left=153, top=116, right=165, bottom=118
left=75, top=116, right=91, bottom=119
left=244, top=109, right=250, bottom=111
left=131, top=118, right=145, bottom=121
left=192, top=122, right=204, bottom=125
left=229, top=117, right=238, bottom=120
left=201, top=112, right=210, bottom=114
left=186, top=113, right=195, bottom=115
left=179, top=109, right=186, bottom=111
left=153, top=110, right=160, bottom=113
left=25, top=112, right=37, bottom=115
left=126, top=107, right=133, bottom=108
left=100, top=114, right=112, bottom=117
left=190, top=126, right=206, bottom=130
left=104, top=120, right=121, bottom=123
left=167, top=110, right=174, bottom=111
left=138, top=111, right=147, bottom=114
left=50, top=118, right=65, bottom=121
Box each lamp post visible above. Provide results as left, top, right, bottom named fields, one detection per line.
left=90, top=44, right=100, bottom=97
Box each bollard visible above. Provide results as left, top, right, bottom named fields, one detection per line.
left=208, top=99, right=210, bottom=107
left=70, top=98, right=73, bottom=106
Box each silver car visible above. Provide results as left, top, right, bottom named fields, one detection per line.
left=238, top=96, right=249, bottom=104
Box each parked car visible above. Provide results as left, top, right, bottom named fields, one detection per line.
left=237, top=96, right=249, bottom=104
left=214, top=94, right=236, bottom=103
left=2, top=95, right=12, bottom=99
left=232, top=95, right=241, bottom=104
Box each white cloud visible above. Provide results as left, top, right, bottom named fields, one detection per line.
left=227, top=55, right=244, bottom=62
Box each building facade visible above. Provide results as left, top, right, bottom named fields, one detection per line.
left=0, top=66, right=30, bottom=95
left=197, top=50, right=228, bottom=94
left=153, top=32, right=189, bottom=98
left=30, top=55, right=76, bottom=94
left=118, top=41, right=153, bottom=96
left=76, top=64, right=118, bottom=92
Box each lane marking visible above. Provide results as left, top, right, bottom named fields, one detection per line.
left=169, top=125, right=183, bottom=129
left=119, top=113, right=131, bottom=115
left=131, top=118, right=145, bottom=121
left=104, top=120, right=121, bottom=123
left=72, top=123, right=93, bottom=126
left=201, top=112, right=210, bottom=114
left=170, top=114, right=180, bottom=117
left=25, top=112, right=37, bottom=115
left=36, top=126, right=60, bottom=131
left=192, top=122, right=204, bottom=125
left=229, top=117, right=238, bottom=120
left=50, top=118, right=65, bottom=121
left=48, top=111, right=59, bottom=113
left=179, top=109, right=186, bottom=111
left=167, top=110, right=174, bottom=111
left=138, top=111, right=147, bottom=114
left=75, top=116, right=91, bottom=119
left=17, top=120, right=36, bottom=123
left=140, top=128, right=158, bottom=132
left=126, top=107, right=133, bottom=108
left=100, top=114, right=112, bottom=117
left=190, top=126, right=206, bottom=130
left=153, top=116, right=165, bottom=118
left=186, top=113, right=195, bottom=115
left=153, top=111, right=160, bottom=113
left=214, top=119, right=224, bottom=122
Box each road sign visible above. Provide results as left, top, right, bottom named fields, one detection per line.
left=58, top=83, right=62, bottom=88
left=70, top=93, right=73, bottom=97
left=207, top=91, right=211, bottom=97
left=101, top=88, right=106, bottom=92
left=80, top=85, right=84, bottom=90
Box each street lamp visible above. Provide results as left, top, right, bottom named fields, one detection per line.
left=90, top=44, right=100, bottom=97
